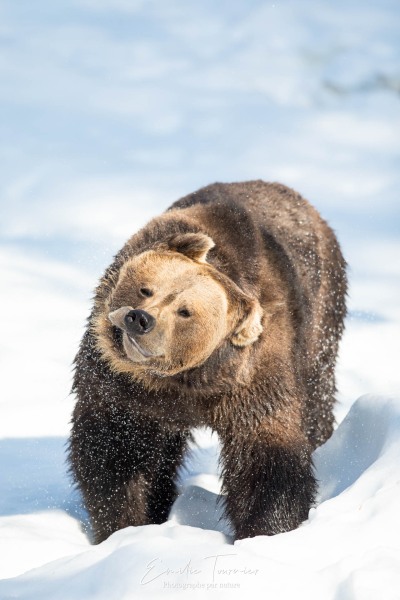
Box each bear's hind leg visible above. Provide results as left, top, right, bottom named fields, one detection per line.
left=147, top=430, right=190, bottom=524
left=304, top=361, right=336, bottom=449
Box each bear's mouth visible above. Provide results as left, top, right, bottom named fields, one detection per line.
left=126, top=334, right=155, bottom=359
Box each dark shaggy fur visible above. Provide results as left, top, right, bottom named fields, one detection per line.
left=69, top=181, right=347, bottom=543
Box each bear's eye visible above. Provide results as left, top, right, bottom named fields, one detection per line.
left=140, top=287, right=153, bottom=298
left=178, top=308, right=191, bottom=318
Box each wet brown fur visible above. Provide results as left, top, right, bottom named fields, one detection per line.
left=69, top=181, right=347, bottom=543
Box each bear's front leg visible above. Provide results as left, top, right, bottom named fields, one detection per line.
left=69, top=407, right=188, bottom=543
left=219, top=417, right=316, bottom=539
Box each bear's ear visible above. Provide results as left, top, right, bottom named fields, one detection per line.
left=231, top=298, right=263, bottom=347
left=167, top=232, right=215, bottom=263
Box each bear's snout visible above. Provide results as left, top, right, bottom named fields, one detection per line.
left=124, top=309, right=155, bottom=336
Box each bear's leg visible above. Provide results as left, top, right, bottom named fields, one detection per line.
left=147, top=430, right=190, bottom=524
left=219, top=421, right=316, bottom=540
left=69, top=410, right=189, bottom=543
left=304, top=361, right=336, bottom=449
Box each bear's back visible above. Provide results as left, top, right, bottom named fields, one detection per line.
left=169, top=180, right=347, bottom=372
left=168, top=180, right=336, bottom=300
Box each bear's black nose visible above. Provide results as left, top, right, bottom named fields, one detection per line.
left=124, top=309, right=155, bottom=335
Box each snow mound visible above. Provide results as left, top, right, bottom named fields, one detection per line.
left=1, top=394, right=400, bottom=599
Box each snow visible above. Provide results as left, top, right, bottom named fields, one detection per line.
left=1, top=397, right=400, bottom=599
left=1, top=0, right=399, bottom=598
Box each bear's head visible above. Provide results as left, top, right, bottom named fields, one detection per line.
left=93, top=232, right=263, bottom=378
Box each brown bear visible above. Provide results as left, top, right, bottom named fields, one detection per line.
left=69, top=180, right=347, bottom=544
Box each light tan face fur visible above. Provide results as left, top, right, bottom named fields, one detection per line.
left=94, top=237, right=263, bottom=378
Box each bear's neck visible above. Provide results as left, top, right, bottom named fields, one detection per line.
left=158, top=342, right=250, bottom=397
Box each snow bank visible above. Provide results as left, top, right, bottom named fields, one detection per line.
left=1, top=394, right=399, bottom=600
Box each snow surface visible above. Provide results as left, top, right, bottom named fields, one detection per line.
left=1, top=0, right=399, bottom=598
left=1, top=397, right=400, bottom=599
